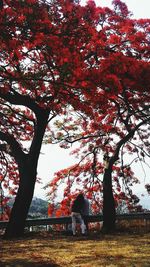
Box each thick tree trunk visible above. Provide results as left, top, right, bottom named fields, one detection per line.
left=3, top=110, right=50, bottom=239
left=3, top=162, right=37, bottom=238
left=102, top=167, right=116, bottom=233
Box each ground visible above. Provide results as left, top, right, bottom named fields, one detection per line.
left=1, top=230, right=150, bottom=267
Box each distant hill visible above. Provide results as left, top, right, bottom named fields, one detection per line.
left=8, top=197, right=49, bottom=218
left=28, top=197, right=48, bottom=218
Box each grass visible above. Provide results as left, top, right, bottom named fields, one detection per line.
left=1, top=230, right=150, bottom=267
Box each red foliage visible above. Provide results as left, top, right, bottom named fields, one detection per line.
left=44, top=1, right=150, bottom=215
left=0, top=0, right=150, bottom=221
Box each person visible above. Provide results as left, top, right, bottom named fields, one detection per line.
left=71, top=193, right=86, bottom=236
left=81, top=196, right=90, bottom=233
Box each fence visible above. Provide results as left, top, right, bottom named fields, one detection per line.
left=0, top=213, right=150, bottom=231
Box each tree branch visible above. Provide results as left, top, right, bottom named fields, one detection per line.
left=0, top=131, right=26, bottom=163
left=0, top=89, right=51, bottom=116
left=111, top=117, right=150, bottom=165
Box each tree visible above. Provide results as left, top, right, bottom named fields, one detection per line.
left=46, top=0, right=150, bottom=232
left=0, top=0, right=100, bottom=238
left=1, top=0, right=150, bottom=237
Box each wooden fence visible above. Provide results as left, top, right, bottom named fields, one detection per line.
left=0, top=212, right=150, bottom=231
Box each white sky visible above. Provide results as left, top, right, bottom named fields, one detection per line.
left=81, top=0, right=150, bottom=19
left=34, top=0, right=150, bottom=209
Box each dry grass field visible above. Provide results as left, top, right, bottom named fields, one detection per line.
left=1, top=229, right=150, bottom=267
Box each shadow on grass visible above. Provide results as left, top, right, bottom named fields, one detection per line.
left=0, top=259, right=59, bottom=267
left=1, top=230, right=150, bottom=267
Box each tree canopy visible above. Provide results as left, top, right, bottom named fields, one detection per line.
left=45, top=0, right=150, bottom=219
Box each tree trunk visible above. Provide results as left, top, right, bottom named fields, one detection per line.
left=3, top=110, right=50, bottom=239
left=3, top=162, right=37, bottom=238
left=102, top=167, right=116, bottom=233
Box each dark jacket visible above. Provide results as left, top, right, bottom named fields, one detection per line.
left=71, top=194, right=84, bottom=213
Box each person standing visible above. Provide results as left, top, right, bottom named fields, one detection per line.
left=82, top=196, right=90, bottom=233
left=71, top=193, right=86, bottom=236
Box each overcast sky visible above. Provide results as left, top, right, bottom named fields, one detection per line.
left=34, top=0, right=150, bottom=209
left=81, top=0, right=150, bottom=19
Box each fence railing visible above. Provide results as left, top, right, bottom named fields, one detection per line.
left=0, top=212, right=150, bottom=230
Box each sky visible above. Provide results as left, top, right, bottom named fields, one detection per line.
left=81, top=0, right=150, bottom=19
left=34, top=0, right=150, bottom=209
